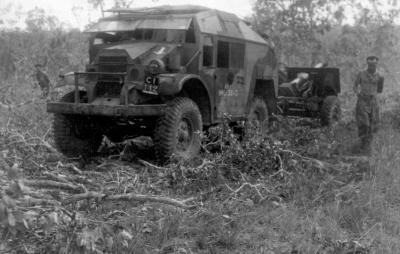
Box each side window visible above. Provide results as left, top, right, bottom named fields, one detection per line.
left=217, top=41, right=229, bottom=68
left=203, top=36, right=213, bottom=67
left=133, top=29, right=143, bottom=40
left=230, top=43, right=245, bottom=68
left=143, top=29, right=153, bottom=40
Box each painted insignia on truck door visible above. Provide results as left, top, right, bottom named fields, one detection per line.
left=217, top=69, right=246, bottom=117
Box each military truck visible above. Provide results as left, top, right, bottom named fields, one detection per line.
left=47, top=5, right=279, bottom=163
left=277, top=64, right=341, bottom=126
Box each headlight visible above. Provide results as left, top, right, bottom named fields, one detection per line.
left=148, top=59, right=165, bottom=74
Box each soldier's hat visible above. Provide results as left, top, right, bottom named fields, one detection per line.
left=366, top=55, right=379, bottom=61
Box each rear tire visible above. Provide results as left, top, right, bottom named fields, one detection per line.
left=154, top=97, right=202, bottom=164
left=53, top=92, right=102, bottom=157
left=320, top=95, right=341, bottom=126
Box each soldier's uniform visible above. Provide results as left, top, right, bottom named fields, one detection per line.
left=35, top=66, right=51, bottom=97
left=354, top=68, right=384, bottom=153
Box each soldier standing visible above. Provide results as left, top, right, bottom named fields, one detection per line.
left=353, top=56, right=384, bottom=154
left=34, top=64, right=51, bottom=97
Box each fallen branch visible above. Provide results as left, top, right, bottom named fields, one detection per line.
left=42, top=171, right=72, bottom=184
left=19, top=196, right=62, bottom=207
left=106, top=210, right=130, bottom=218
left=63, top=191, right=193, bottom=209
left=82, top=170, right=105, bottom=176
left=24, top=180, right=84, bottom=193
left=37, top=139, right=60, bottom=155
left=280, top=148, right=339, bottom=171
left=137, top=158, right=170, bottom=171
left=56, top=161, right=83, bottom=174
left=225, top=182, right=265, bottom=200
left=65, top=175, right=98, bottom=187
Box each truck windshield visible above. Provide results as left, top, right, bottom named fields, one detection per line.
left=92, top=29, right=185, bottom=45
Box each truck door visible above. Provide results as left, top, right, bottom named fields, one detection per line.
left=214, top=40, right=246, bottom=119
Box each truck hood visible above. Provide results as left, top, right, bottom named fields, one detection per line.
left=105, top=42, right=179, bottom=64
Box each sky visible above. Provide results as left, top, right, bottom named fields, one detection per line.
left=0, top=0, right=254, bottom=30
left=1, top=0, right=398, bottom=30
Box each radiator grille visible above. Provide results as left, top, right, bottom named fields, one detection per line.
left=96, top=55, right=127, bottom=97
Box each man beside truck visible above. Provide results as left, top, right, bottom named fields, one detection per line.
left=353, top=55, right=384, bottom=155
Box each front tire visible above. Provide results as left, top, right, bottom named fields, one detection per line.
left=154, top=97, right=202, bottom=164
left=320, top=95, right=341, bottom=126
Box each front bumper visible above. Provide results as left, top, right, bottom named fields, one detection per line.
left=47, top=102, right=166, bottom=117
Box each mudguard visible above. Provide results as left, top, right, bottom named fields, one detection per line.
left=158, top=73, right=207, bottom=96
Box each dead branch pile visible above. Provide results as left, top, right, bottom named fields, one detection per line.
left=162, top=120, right=370, bottom=210
left=0, top=118, right=197, bottom=252
left=0, top=107, right=372, bottom=253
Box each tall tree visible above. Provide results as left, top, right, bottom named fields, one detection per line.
left=25, top=7, right=61, bottom=31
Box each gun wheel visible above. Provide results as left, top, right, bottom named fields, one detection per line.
left=320, top=95, right=341, bottom=126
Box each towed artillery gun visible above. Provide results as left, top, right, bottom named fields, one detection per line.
left=277, top=63, right=341, bottom=126
left=47, top=5, right=279, bottom=163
